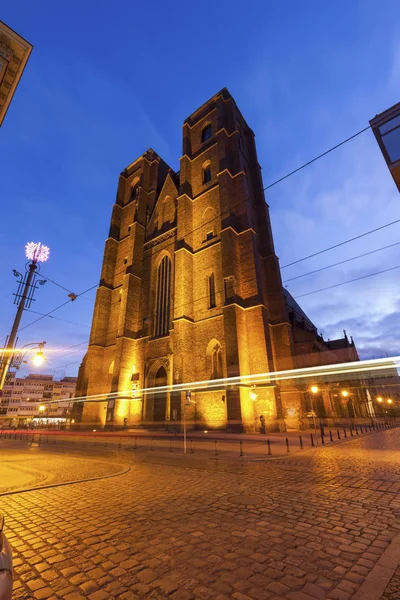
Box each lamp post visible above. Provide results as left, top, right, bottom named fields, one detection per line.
left=0, top=242, right=49, bottom=390
left=310, top=385, right=319, bottom=432
left=38, top=404, right=47, bottom=428
left=377, top=396, right=383, bottom=422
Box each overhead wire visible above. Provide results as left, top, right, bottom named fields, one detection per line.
left=281, top=219, right=400, bottom=269
left=295, top=265, right=400, bottom=299
left=283, top=241, right=400, bottom=283
left=9, top=120, right=392, bottom=352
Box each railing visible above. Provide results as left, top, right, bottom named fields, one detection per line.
left=0, top=420, right=398, bottom=458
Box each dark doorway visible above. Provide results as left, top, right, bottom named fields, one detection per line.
left=153, top=366, right=167, bottom=422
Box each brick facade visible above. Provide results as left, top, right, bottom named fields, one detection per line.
left=74, top=89, right=368, bottom=432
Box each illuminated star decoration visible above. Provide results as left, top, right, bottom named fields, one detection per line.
left=25, top=242, right=50, bottom=263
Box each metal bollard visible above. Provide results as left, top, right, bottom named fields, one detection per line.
left=337, top=429, right=341, bottom=440
left=355, top=426, right=359, bottom=435
left=310, top=433, right=315, bottom=447
left=169, top=438, right=173, bottom=452
left=190, top=439, right=193, bottom=454
left=214, top=440, right=218, bottom=456
left=240, top=440, right=244, bottom=457
left=118, top=436, right=122, bottom=449
left=330, top=430, right=333, bottom=442
left=151, top=437, right=154, bottom=451
left=267, top=439, right=271, bottom=455
left=133, top=436, right=137, bottom=450
left=285, top=437, right=290, bottom=453
left=299, top=435, right=303, bottom=449
left=321, top=433, right=325, bottom=444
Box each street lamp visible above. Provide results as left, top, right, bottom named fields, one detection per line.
left=0, top=242, right=49, bottom=390
left=8, top=342, right=47, bottom=371
left=309, top=385, right=319, bottom=432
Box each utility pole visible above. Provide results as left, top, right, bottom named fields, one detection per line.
left=0, top=242, right=49, bottom=390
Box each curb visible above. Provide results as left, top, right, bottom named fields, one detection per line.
left=352, top=532, right=400, bottom=600
left=0, top=465, right=130, bottom=497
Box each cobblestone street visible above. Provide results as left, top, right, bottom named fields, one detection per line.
left=1, top=428, right=400, bottom=600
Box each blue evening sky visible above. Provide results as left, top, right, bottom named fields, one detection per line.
left=1, top=1, right=400, bottom=379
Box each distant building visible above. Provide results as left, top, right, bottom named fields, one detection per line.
left=0, top=20, right=32, bottom=127
left=370, top=102, right=400, bottom=192
left=0, top=373, right=77, bottom=427
left=74, top=89, right=383, bottom=432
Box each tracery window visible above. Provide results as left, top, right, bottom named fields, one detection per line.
left=154, top=256, right=171, bottom=337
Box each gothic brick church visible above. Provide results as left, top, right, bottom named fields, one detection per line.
left=74, top=89, right=366, bottom=431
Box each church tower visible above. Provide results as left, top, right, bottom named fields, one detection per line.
left=75, top=89, right=300, bottom=431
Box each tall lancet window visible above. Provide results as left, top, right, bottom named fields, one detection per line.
left=154, top=255, right=171, bottom=337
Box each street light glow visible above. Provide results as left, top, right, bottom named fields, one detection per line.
left=39, top=405, right=45, bottom=412
left=310, top=385, right=319, bottom=394
left=341, top=390, right=349, bottom=397
left=377, top=397, right=383, bottom=402
left=25, top=241, right=50, bottom=263
left=32, top=351, right=45, bottom=367
left=388, top=398, right=393, bottom=404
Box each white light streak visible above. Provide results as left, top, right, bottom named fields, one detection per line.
left=48, top=355, right=400, bottom=405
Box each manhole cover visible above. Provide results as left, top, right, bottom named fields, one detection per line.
left=228, top=494, right=262, bottom=505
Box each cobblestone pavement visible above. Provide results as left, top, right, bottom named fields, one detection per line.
left=1, top=428, right=400, bottom=599
left=382, top=566, right=400, bottom=600
left=0, top=445, right=126, bottom=494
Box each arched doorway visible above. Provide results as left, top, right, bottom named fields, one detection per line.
left=153, top=366, right=167, bottom=422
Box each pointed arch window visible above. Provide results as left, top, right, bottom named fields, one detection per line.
left=208, top=273, right=216, bottom=308
left=154, top=256, right=172, bottom=337
left=211, top=344, right=223, bottom=379
left=202, top=161, right=211, bottom=184
left=130, top=177, right=140, bottom=201
left=201, top=123, right=212, bottom=143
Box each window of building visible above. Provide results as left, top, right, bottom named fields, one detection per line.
left=202, top=162, right=211, bottom=184
left=211, top=344, right=223, bottom=379
left=124, top=257, right=128, bottom=265
left=201, top=123, right=212, bottom=143
left=379, top=116, right=400, bottom=163
left=154, top=255, right=172, bottom=337
left=208, top=273, right=216, bottom=308
left=205, top=231, right=214, bottom=241
left=224, top=276, right=235, bottom=300
left=130, top=177, right=140, bottom=201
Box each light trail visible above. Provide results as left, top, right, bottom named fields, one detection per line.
left=46, top=356, right=400, bottom=405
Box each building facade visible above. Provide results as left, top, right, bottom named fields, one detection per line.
left=74, top=89, right=370, bottom=431
left=0, top=20, right=32, bottom=127
left=370, top=102, right=400, bottom=193
left=0, top=373, right=76, bottom=427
